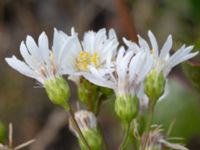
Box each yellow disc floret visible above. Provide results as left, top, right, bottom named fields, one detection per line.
left=76, top=51, right=100, bottom=71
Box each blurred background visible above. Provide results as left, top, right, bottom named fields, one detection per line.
left=0, top=0, right=200, bottom=149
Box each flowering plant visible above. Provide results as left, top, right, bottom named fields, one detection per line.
left=4, top=27, right=198, bottom=150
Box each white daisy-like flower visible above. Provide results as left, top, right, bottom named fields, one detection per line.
left=63, top=28, right=118, bottom=77
left=5, top=28, right=77, bottom=84
left=83, top=47, right=154, bottom=97
left=124, top=30, right=199, bottom=77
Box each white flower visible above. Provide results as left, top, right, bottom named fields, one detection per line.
left=69, top=110, right=97, bottom=135
left=5, top=28, right=77, bottom=84
left=124, top=31, right=198, bottom=104
left=83, top=47, right=154, bottom=97
left=63, top=28, right=118, bottom=77
left=124, top=30, right=199, bottom=77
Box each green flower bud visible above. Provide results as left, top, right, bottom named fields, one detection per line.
left=79, top=129, right=102, bottom=150
left=44, top=76, right=70, bottom=110
left=144, top=70, right=165, bottom=104
left=115, top=95, right=139, bottom=124
left=69, top=110, right=102, bottom=150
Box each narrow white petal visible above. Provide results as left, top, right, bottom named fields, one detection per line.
left=171, top=52, right=198, bottom=68
left=160, top=35, right=173, bottom=59
left=123, top=37, right=140, bottom=53
left=148, top=30, right=159, bottom=57
left=19, top=41, right=40, bottom=70
left=38, top=31, right=50, bottom=63
left=168, top=45, right=193, bottom=67
left=26, top=35, right=42, bottom=62
left=84, top=67, right=115, bottom=89
left=5, top=56, right=37, bottom=80
left=109, top=28, right=117, bottom=40
left=138, top=35, right=151, bottom=54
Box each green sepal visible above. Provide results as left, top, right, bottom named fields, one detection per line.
left=115, top=95, right=139, bottom=124
left=44, top=76, right=70, bottom=110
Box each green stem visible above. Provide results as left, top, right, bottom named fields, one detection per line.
left=67, top=105, right=92, bottom=150
left=141, top=102, right=155, bottom=150
left=119, top=123, right=131, bottom=150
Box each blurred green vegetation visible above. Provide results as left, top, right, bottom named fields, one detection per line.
left=0, top=121, right=6, bottom=143
left=154, top=79, right=200, bottom=141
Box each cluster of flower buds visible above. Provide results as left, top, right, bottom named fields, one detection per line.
left=5, top=27, right=198, bottom=150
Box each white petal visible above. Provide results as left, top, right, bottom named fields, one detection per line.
left=38, top=31, right=50, bottom=63
left=20, top=41, right=40, bottom=70
left=168, top=45, right=194, bottom=67
left=84, top=67, right=115, bottom=89
left=160, top=35, right=173, bottom=59
left=123, top=37, right=140, bottom=53
left=82, top=31, right=95, bottom=53
left=5, top=56, right=39, bottom=80
left=109, top=28, right=117, bottom=40
left=171, top=51, right=198, bottom=68
left=148, top=30, right=159, bottom=57
left=26, top=35, right=42, bottom=62
left=138, top=35, right=151, bottom=54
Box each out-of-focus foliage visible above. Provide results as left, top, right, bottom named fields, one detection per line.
left=183, top=61, right=200, bottom=93
left=183, top=42, right=200, bottom=93
left=0, top=121, right=6, bottom=142
left=154, top=79, right=200, bottom=141
left=189, top=0, right=200, bottom=22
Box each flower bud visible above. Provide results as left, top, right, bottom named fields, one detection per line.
left=69, top=110, right=102, bottom=150
left=115, top=95, right=139, bottom=124
left=144, top=70, right=165, bottom=104
left=44, top=76, right=70, bottom=110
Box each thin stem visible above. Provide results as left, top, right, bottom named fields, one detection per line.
left=68, top=105, right=92, bottom=150
left=141, top=102, right=154, bottom=150
left=119, top=123, right=131, bottom=150
left=9, top=123, right=13, bottom=148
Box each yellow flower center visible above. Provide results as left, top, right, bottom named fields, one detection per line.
left=151, top=48, right=155, bottom=54
left=76, top=51, right=100, bottom=71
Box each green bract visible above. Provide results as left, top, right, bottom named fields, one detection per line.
left=44, top=76, right=70, bottom=110
left=79, top=129, right=102, bottom=150
left=115, top=95, right=139, bottom=124
left=144, top=70, right=165, bottom=103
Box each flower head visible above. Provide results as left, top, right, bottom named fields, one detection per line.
left=124, top=31, right=198, bottom=103
left=5, top=28, right=77, bottom=108
left=129, top=30, right=199, bottom=77
left=84, top=46, right=153, bottom=97
left=5, top=28, right=77, bottom=84
left=64, top=28, right=118, bottom=76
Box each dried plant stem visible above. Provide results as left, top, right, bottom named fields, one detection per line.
left=9, top=123, right=13, bottom=148
left=14, top=139, right=35, bottom=150
left=119, top=123, right=131, bottom=150
left=68, top=105, right=92, bottom=150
